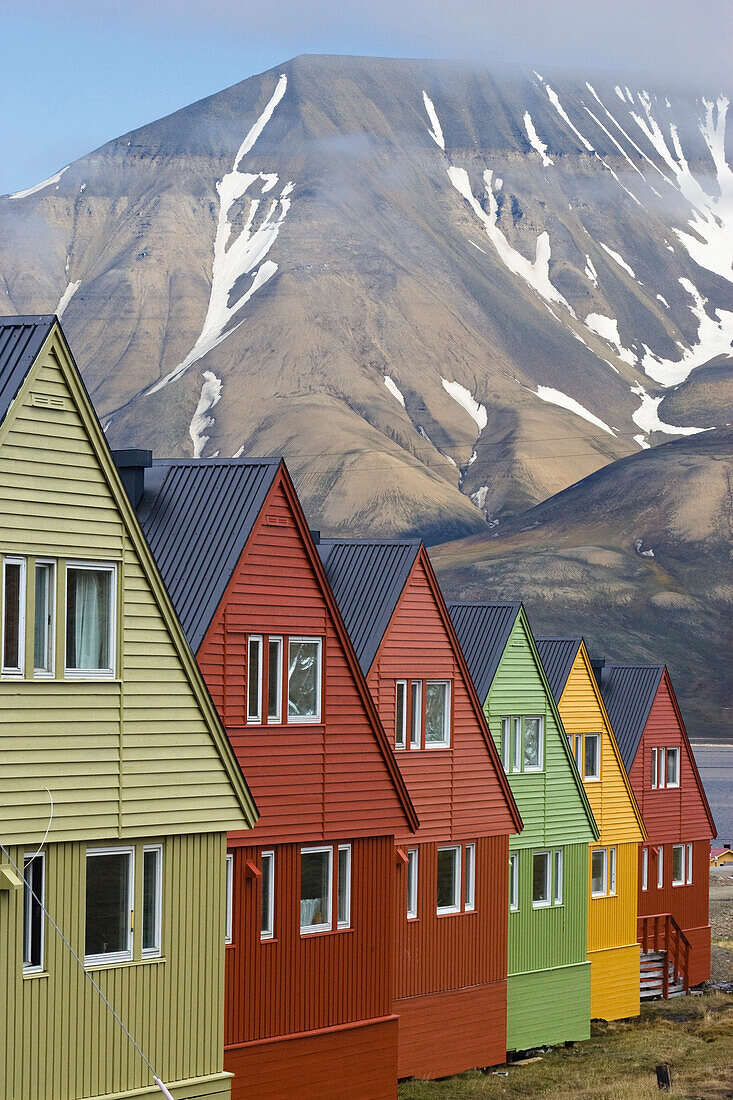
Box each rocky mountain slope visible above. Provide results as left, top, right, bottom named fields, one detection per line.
left=1, top=54, right=731, bottom=540
left=431, top=429, right=733, bottom=742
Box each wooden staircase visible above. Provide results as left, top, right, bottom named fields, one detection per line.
left=639, top=914, right=690, bottom=1000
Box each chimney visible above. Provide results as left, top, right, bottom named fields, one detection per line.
left=590, top=657, right=610, bottom=688
left=112, top=448, right=153, bottom=508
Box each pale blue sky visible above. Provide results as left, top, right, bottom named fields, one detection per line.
left=1, top=0, right=730, bottom=194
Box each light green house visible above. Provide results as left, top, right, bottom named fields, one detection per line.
left=0, top=316, right=258, bottom=1100
left=449, top=602, right=599, bottom=1051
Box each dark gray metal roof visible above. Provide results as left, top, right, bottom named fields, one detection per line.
left=317, top=539, right=421, bottom=674
left=600, top=665, right=664, bottom=770
left=535, top=638, right=582, bottom=702
left=134, top=458, right=281, bottom=652
left=447, top=602, right=521, bottom=704
left=0, top=315, right=56, bottom=426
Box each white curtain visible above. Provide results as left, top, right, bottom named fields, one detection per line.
left=74, top=571, right=102, bottom=669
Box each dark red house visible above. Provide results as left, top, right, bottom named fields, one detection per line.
left=121, top=454, right=418, bottom=1100
left=597, top=663, right=716, bottom=994
left=319, top=539, right=522, bottom=1079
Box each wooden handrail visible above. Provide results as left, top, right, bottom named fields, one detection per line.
left=639, top=913, right=692, bottom=997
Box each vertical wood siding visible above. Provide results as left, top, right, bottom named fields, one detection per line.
left=396, top=983, right=507, bottom=1079
left=1, top=834, right=229, bottom=1100
left=508, top=842, right=588, bottom=976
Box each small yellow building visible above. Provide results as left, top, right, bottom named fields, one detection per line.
left=710, top=848, right=733, bottom=867
left=537, top=638, right=645, bottom=1021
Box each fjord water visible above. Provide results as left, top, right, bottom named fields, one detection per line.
left=695, top=743, right=733, bottom=843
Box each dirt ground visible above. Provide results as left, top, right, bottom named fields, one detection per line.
left=710, top=866, right=733, bottom=985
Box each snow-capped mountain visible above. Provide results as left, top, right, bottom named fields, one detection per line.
left=1, top=54, right=731, bottom=540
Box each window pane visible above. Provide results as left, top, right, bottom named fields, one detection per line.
left=410, top=681, right=421, bottom=747
left=437, top=847, right=460, bottom=911
left=465, top=844, right=475, bottom=911
left=502, top=718, right=511, bottom=771
left=666, top=748, right=679, bottom=786
left=672, top=845, right=684, bottom=885
left=554, top=849, right=563, bottom=904
left=337, top=847, right=351, bottom=928
left=142, top=848, right=161, bottom=954
left=396, top=681, right=407, bottom=749
left=512, top=718, right=521, bottom=771
left=66, top=568, right=112, bottom=671
left=609, top=848, right=616, bottom=895
left=686, top=844, right=693, bottom=884
left=532, top=851, right=550, bottom=904
left=3, top=560, right=22, bottom=670
left=85, top=852, right=130, bottom=959
left=247, top=637, right=261, bottom=721
left=267, top=638, right=282, bottom=720
left=509, top=854, right=518, bottom=910
left=659, top=748, right=666, bottom=788
left=23, top=855, right=44, bottom=970
left=425, top=682, right=449, bottom=745
left=651, top=747, right=658, bottom=788
left=34, top=564, right=53, bottom=673
left=584, top=734, right=599, bottom=779
left=657, top=846, right=664, bottom=888
left=524, top=718, right=541, bottom=769
left=642, top=848, right=648, bottom=890
left=288, top=640, right=320, bottom=719
left=261, top=852, right=274, bottom=938
left=407, top=849, right=418, bottom=918
left=225, top=854, right=234, bottom=944
left=301, top=849, right=331, bottom=930
left=591, top=849, right=606, bottom=896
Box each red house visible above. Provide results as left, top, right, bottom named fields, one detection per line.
left=597, top=663, right=716, bottom=994
left=318, top=539, right=522, bottom=1079
left=121, top=454, right=418, bottom=1100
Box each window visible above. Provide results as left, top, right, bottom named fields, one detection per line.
left=532, top=850, right=551, bottom=907
left=524, top=717, right=543, bottom=770
left=651, top=747, right=658, bottom=789
left=503, top=716, right=544, bottom=773
left=261, top=851, right=274, bottom=939
left=425, top=681, right=450, bottom=747
left=686, top=843, right=693, bottom=885
left=509, top=853, right=519, bottom=911
left=2, top=556, right=25, bottom=676
left=23, top=853, right=44, bottom=973
left=502, top=717, right=511, bottom=771
left=584, top=734, right=601, bottom=780
left=300, top=847, right=332, bottom=932
left=395, top=680, right=407, bottom=750
left=657, top=846, right=664, bottom=889
left=225, top=853, right=234, bottom=944
left=658, top=747, right=666, bottom=789
left=609, top=847, right=617, bottom=896
left=247, top=635, right=262, bottom=722
left=407, top=848, right=418, bottom=919
left=34, top=561, right=55, bottom=676
left=572, top=734, right=582, bottom=766
left=337, top=845, right=351, bottom=929
left=66, top=564, right=115, bottom=677
left=267, top=637, right=282, bottom=722
left=641, top=847, right=648, bottom=891
left=436, top=846, right=461, bottom=914
left=672, top=844, right=684, bottom=886
left=512, top=718, right=521, bottom=772
left=464, top=843, right=476, bottom=911
left=666, top=747, right=680, bottom=788
left=288, top=638, right=321, bottom=722
left=591, top=848, right=607, bottom=898
left=554, top=848, right=563, bottom=904
left=142, top=846, right=162, bottom=957
left=410, top=681, right=422, bottom=747
left=85, top=848, right=133, bottom=964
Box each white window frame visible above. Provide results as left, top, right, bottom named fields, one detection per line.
left=410, top=680, right=422, bottom=748
left=512, top=717, right=521, bottom=773
left=502, top=717, right=511, bottom=771
left=657, top=846, right=664, bottom=889
left=436, top=845, right=461, bottom=915
left=141, top=844, right=163, bottom=958
left=554, top=848, right=563, bottom=904
left=267, top=637, right=283, bottom=723
left=464, top=843, right=476, bottom=912
left=225, top=853, right=234, bottom=944
left=666, top=747, right=680, bottom=788
left=651, top=747, right=658, bottom=789
left=33, top=559, right=56, bottom=678
left=591, top=847, right=607, bottom=899
left=84, top=846, right=134, bottom=966
left=658, top=747, right=666, bottom=789
left=22, top=852, right=45, bottom=974
left=300, top=845, right=332, bottom=934
left=523, top=716, right=544, bottom=772
left=337, top=844, right=352, bottom=930
left=686, top=843, right=693, bottom=885
left=261, top=850, right=275, bottom=940
left=672, top=844, right=685, bottom=887
left=395, top=680, right=408, bottom=750
left=287, top=637, right=323, bottom=724
left=583, top=733, right=601, bottom=781
left=64, top=561, right=117, bottom=680
left=509, top=852, right=519, bottom=911
left=247, top=635, right=263, bottom=723
left=2, top=555, right=26, bottom=677
left=641, top=847, right=648, bottom=891
left=425, top=680, right=451, bottom=749
left=609, top=846, right=617, bottom=896
left=532, top=849, right=552, bottom=908
left=573, top=734, right=582, bottom=766
left=407, top=848, right=418, bottom=919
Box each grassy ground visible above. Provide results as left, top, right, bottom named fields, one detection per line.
left=398, top=873, right=733, bottom=1099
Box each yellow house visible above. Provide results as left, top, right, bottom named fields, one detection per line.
left=711, top=848, right=733, bottom=867
left=537, top=638, right=646, bottom=1021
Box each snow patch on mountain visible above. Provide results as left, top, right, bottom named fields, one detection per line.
left=584, top=255, right=598, bottom=288
left=585, top=313, right=636, bottom=365
left=523, top=112, right=553, bottom=166
left=55, top=280, right=80, bottom=318
left=442, top=378, right=487, bottom=433
left=534, top=386, right=616, bottom=436
left=147, top=74, right=289, bottom=394
left=600, top=243, right=637, bottom=279
left=543, top=83, right=594, bottom=151
left=9, top=166, right=68, bottom=199
left=189, top=370, right=222, bottom=458
left=640, top=277, right=733, bottom=386
left=384, top=375, right=405, bottom=406
left=422, top=92, right=445, bottom=150
left=630, top=381, right=709, bottom=438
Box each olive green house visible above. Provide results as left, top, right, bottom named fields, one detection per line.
left=0, top=316, right=258, bottom=1100
left=449, top=603, right=598, bottom=1052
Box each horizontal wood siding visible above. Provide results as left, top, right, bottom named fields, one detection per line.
left=1, top=834, right=228, bottom=1100
left=507, top=964, right=590, bottom=1051
left=588, top=841, right=639, bottom=954
left=588, top=944, right=640, bottom=1021
left=508, top=842, right=588, bottom=976
left=396, top=983, right=507, bottom=1078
